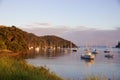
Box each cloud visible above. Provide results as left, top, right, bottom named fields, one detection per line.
left=22, top=27, right=69, bottom=36
left=22, top=22, right=71, bottom=36
left=35, top=22, right=51, bottom=26
left=116, top=27, right=120, bottom=30
left=25, top=22, right=53, bottom=28
left=60, top=27, right=120, bottom=46
left=22, top=23, right=120, bottom=46
left=23, top=23, right=96, bottom=36
left=34, top=22, right=53, bottom=28
left=24, top=22, right=72, bottom=29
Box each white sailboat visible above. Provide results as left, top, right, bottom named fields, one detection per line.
left=81, top=48, right=95, bottom=60
left=104, top=46, right=114, bottom=58
left=92, top=49, right=99, bottom=54
left=104, top=49, right=110, bottom=53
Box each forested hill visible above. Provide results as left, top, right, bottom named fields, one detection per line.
left=116, top=41, right=120, bottom=48
left=0, top=25, right=77, bottom=53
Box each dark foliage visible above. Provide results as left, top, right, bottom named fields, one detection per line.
left=116, top=41, right=120, bottom=48
left=0, top=25, right=77, bottom=53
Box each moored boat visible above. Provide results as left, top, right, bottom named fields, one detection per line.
left=81, top=52, right=95, bottom=60
left=104, top=47, right=114, bottom=58
left=72, top=48, right=77, bottom=52
left=104, top=49, right=110, bottom=53
left=105, top=54, right=114, bottom=58
left=92, top=49, right=99, bottom=54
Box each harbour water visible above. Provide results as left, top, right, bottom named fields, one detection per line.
left=26, top=47, right=120, bottom=80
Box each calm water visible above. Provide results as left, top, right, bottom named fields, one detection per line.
left=26, top=47, right=120, bottom=80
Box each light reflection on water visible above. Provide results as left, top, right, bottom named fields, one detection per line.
left=26, top=47, right=120, bottom=80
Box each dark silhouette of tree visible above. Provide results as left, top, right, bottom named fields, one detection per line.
left=116, top=41, right=120, bottom=48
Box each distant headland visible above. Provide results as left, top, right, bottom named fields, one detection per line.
left=0, top=25, right=77, bottom=54
left=116, top=41, right=120, bottom=48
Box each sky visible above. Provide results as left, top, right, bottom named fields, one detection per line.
left=0, top=0, right=120, bottom=46
left=23, top=27, right=120, bottom=46
left=0, top=0, right=120, bottom=29
left=61, top=28, right=120, bottom=46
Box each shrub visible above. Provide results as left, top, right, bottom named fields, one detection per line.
left=0, top=57, right=62, bottom=80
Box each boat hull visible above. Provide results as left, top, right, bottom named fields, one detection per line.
left=105, top=54, right=113, bottom=58
left=81, top=55, right=94, bottom=60
left=92, top=51, right=98, bottom=54
left=104, top=51, right=110, bottom=53
left=73, top=50, right=77, bottom=52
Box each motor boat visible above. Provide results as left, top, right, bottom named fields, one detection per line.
left=81, top=52, right=95, bottom=60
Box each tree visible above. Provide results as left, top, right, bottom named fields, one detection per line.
left=0, top=39, right=6, bottom=50
left=116, top=41, right=120, bottom=48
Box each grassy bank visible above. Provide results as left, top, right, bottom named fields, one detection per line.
left=0, top=57, right=62, bottom=80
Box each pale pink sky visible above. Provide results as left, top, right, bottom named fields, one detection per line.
left=22, top=23, right=120, bottom=46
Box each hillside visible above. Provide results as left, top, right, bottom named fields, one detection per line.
left=0, top=57, right=62, bottom=80
left=0, top=25, right=77, bottom=54
left=41, top=35, right=77, bottom=48
left=116, top=41, right=120, bottom=48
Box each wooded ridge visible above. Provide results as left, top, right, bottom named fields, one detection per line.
left=0, top=25, right=77, bottom=53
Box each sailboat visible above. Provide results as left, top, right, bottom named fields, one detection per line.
left=92, top=49, right=99, bottom=54
left=72, top=48, right=77, bottom=52
left=104, top=45, right=111, bottom=53
left=104, top=49, right=110, bottom=53
left=104, top=47, right=114, bottom=58
left=70, top=41, right=77, bottom=52
left=81, top=48, right=95, bottom=60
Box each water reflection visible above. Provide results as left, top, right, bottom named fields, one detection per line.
left=27, top=48, right=74, bottom=58
left=42, top=49, right=63, bottom=58
left=118, top=50, right=120, bottom=54
left=104, top=55, right=114, bottom=59
left=81, top=58, right=95, bottom=67
left=26, top=47, right=120, bottom=79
